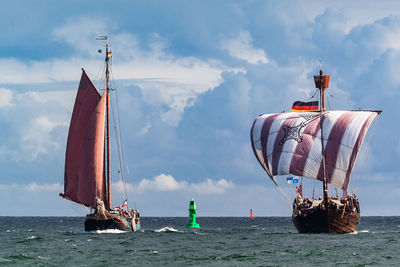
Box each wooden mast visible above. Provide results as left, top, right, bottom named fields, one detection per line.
left=105, top=39, right=111, bottom=210
left=314, top=70, right=330, bottom=204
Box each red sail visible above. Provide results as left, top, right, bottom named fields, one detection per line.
left=61, top=70, right=107, bottom=207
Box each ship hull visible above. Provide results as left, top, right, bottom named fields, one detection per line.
left=292, top=200, right=360, bottom=233
left=84, top=214, right=140, bottom=232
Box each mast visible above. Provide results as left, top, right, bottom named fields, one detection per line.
left=105, top=39, right=111, bottom=210
left=314, top=70, right=330, bottom=203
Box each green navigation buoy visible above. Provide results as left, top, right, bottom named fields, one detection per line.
left=185, top=199, right=200, bottom=228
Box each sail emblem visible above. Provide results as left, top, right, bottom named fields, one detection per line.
left=279, top=113, right=319, bottom=145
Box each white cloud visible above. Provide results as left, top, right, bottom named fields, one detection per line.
left=133, top=174, right=234, bottom=194
left=301, top=0, right=400, bottom=33
left=137, top=122, right=152, bottom=136
left=0, top=182, right=63, bottom=192
left=0, top=17, right=228, bottom=126
left=0, top=90, right=74, bottom=161
left=189, top=178, right=234, bottom=194
left=20, top=116, right=68, bottom=160
left=25, top=182, right=63, bottom=192
left=0, top=88, right=13, bottom=108
left=0, top=57, right=91, bottom=84
left=20, top=90, right=76, bottom=111
left=222, top=30, right=269, bottom=64
left=115, top=57, right=225, bottom=126
left=137, top=174, right=188, bottom=192
left=53, top=16, right=111, bottom=55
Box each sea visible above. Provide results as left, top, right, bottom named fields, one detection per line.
left=0, top=216, right=399, bottom=266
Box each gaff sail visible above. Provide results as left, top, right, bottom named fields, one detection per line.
left=250, top=110, right=379, bottom=190
left=61, top=70, right=107, bottom=207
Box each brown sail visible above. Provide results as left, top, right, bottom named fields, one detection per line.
left=60, top=70, right=107, bottom=207
left=60, top=37, right=141, bottom=232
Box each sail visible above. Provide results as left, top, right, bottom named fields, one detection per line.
left=61, top=70, right=107, bottom=207
left=250, top=110, right=379, bottom=190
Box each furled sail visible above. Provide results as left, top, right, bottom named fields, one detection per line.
left=250, top=110, right=379, bottom=190
left=61, top=70, right=107, bottom=207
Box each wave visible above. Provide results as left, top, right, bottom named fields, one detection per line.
left=84, top=229, right=128, bottom=234
left=154, top=226, right=181, bottom=233
left=349, top=229, right=370, bottom=235
left=16, top=235, right=43, bottom=244
left=0, top=257, right=12, bottom=263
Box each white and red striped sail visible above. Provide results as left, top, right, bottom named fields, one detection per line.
left=61, top=70, right=107, bottom=207
left=250, top=110, right=379, bottom=190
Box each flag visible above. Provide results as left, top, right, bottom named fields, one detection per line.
left=287, top=177, right=293, bottom=184
left=96, top=36, right=107, bottom=40
left=293, top=177, right=298, bottom=184
left=291, top=101, right=319, bottom=112
left=107, top=51, right=112, bottom=57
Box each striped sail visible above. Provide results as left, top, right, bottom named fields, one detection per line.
left=250, top=110, right=379, bottom=190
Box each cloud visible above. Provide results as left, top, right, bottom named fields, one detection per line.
left=222, top=31, right=269, bottom=64
left=137, top=174, right=188, bottom=192
left=0, top=16, right=229, bottom=126
left=0, top=182, right=63, bottom=192
left=137, top=122, right=152, bottom=136
left=0, top=88, right=13, bottom=108
left=189, top=178, right=234, bottom=194
left=53, top=16, right=112, bottom=56
left=1, top=1, right=400, bottom=216
left=0, top=90, right=74, bottom=161
left=20, top=116, right=68, bottom=160
left=1, top=179, right=399, bottom=216
left=132, top=174, right=233, bottom=194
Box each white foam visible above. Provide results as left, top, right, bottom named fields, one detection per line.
left=154, top=226, right=180, bottom=233
left=84, top=229, right=127, bottom=234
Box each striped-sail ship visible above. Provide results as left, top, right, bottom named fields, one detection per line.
left=250, top=70, right=381, bottom=233
left=60, top=36, right=140, bottom=232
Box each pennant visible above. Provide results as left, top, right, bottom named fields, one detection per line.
left=287, top=177, right=293, bottom=184
left=96, top=36, right=107, bottom=40
left=291, top=101, right=319, bottom=112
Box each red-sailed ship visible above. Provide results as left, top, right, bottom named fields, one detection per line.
left=250, top=69, right=381, bottom=233
left=60, top=36, right=140, bottom=232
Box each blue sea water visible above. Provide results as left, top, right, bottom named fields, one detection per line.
left=0, top=216, right=399, bottom=266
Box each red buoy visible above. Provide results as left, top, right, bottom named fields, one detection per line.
left=249, top=209, right=254, bottom=218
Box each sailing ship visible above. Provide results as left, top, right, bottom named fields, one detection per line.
left=60, top=36, right=140, bottom=232
left=250, top=69, right=381, bottom=233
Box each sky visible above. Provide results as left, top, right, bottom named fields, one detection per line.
left=1, top=0, right=400, bottom=216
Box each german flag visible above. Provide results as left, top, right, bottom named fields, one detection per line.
left=291, top=101, right=319, bottom=112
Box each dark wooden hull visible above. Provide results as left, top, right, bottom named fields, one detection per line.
left=84, top=214, right=139, bottom=232
left=292, top=200, right=360, bottom=233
